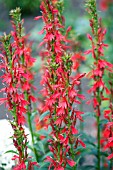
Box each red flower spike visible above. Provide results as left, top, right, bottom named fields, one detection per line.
left=0, top=8, right=37, bottom=167
left=86, top=0, right=113, bottom=162
left=36, top=1, right=85, bottom=169
left=35, top=0, right=85, bottom=170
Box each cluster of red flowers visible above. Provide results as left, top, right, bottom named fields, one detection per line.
left=102, top=73, right=113, bottom=160
left=0, top=8, right=37, bottom=170
left=86, top=0, right=113, bottom=167
left=85, top=3, right=112, bottom=112
left=35, top=0, right=86, bottom=169
left=86, top=28, right=112, bottom=109
left=99, top=0, right=113, bottom=11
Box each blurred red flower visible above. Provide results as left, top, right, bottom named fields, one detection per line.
left=100, top=0, right=113, bottom=11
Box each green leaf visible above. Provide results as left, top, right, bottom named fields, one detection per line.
left=30, top=110, right=38, bottom=122
left=39, top=162, right=49, bottom=168
left=27, top=144, right=34, bottom=152
left=76, top=148, right=91, bottom=157
left=76, top=156, right=81, bottom=167
left=39, top=111, right=49, bottom=121
left=5, top=150, right=18, bottom=155
left=100, top=151, right=108, bottom=157
left=86, top=142, right=97, bottom=148
left=34, top=141, right=45, bottom=154
left=41, top=151, right=52, bottom=161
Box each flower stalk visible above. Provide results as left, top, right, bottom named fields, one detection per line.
left=35, top=0, right=86, bottom=169
left=102, top=72, right=113, bottom=167
left=10, top=8, right=38, bottom=162
left=86, top=0, right=113, bottom=169
left=0, top=28, right=28, bottom=170
left=0, top=8, right=38, bottom=169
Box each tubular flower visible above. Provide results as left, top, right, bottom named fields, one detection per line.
left=35, top=0, right=85, bottom=169
left=86, top=0, right=113, bottom=168
left=0, top=8, right=37, bottom=169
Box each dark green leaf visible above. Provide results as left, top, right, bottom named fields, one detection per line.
left=34, top=141, right=45, bottom=154
left=39, top=111, right=49, bottom=121
left=5, top=150, right=18, bottom=155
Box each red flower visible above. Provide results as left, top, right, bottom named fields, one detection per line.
left=67, top=159, right=76, bottom=167
left=71, top=126, right=78, bottom=135
left=107, top=153, right=113, bottom=160
left=13, top=162, right=26, bottom=170
left=99, top=0, right=113, bottom=11
left=0, top=97, right=7, bottom=105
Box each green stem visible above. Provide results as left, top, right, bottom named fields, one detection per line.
left=78, top=70, right=84, bottom=132
left=73, top=165, right=76, bottom=170
left=71, top=144, right=76, bottom=170
left=73, top=163, right=76, bottom=170
left=27, top=111, right=39, bottom=162
left=79, top=99, right=83, bottom=132
left=110, top=157, right=113, bottom=170
left=97, top=112, right=100, bottom=170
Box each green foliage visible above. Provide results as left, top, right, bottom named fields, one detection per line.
left=3, top=0, right=40, bottom=15
left=34, top=141, right=45, bottom=155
